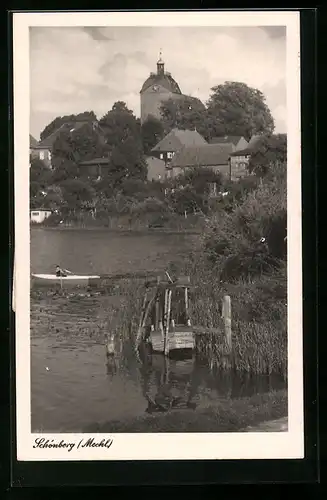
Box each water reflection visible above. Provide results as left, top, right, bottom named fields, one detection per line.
left=105, top=340, right=286, bottom=416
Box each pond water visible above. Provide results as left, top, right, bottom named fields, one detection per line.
left=30, top=228, right=286, bottom=433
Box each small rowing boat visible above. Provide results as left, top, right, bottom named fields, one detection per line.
left=31, top=273, right=101, bottom=287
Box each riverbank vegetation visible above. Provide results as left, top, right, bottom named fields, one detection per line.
left=30, top=81, right=280, bottom=230
left=84, top=389, right=287, bottom=433
left=31, top=81, right=287, bottom=379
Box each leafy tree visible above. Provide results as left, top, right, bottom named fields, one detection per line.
left=99, top=101, right=141, bottom=149
left=109, top=136, right=147, bottom=185
left=141, top=116, right=165, bottom=154
left=206, top=81, right=275, bottom=141
left=59, top=178, right=96, bottom=212
left=40, top=111, right=97, bottom=141
left=29, top=157, right=53, bottom=207
left=42, top=185, right=65, bottom=211
left=176, top=167, right=223, bottom=196
left=248, top=133, right=287, bottom=178
left=51, top=123, right=108, bottom=183
left=30, top=157, right=52, bottom=185
left=160, top=96, right=208, bottom=138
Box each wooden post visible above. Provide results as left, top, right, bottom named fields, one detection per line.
left=164, top=289, right=172, bottom=356
left=184, top=286, right=189, bottom=323
left=222, top=295, right=232, bottom=352
left=136, top=289, right=149, bottom=346
left=155, top=296, right=160, bottom=330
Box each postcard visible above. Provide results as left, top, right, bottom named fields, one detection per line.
left=13, top=10, right=303, bottom=461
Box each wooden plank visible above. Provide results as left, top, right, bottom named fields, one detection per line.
left=164, top=289, right=172, bottom=355
left=193, top=326, right=221, bottom=335
left=222, top=295, right=232, bottom=352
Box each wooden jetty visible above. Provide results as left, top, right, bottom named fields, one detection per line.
left=136, top=272, right=233, bottom=361
left=136, top=273, right=195, bottom=356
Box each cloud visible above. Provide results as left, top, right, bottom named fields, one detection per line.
left=30, top=26, right=286, bottom=139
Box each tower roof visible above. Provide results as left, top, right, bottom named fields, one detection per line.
left=140, top=55, right=182, bottom=94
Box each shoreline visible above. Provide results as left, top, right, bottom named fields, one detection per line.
left=80, top=389, right=288, bottom=434
left=30, top=225, right=202, bottom=236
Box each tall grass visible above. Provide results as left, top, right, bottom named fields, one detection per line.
left=100, top=170, right=288, bottom=377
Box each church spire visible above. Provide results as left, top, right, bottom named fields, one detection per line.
left=157, top=49, right=164, bottom=75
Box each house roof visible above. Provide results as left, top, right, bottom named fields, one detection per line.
left=247, top=134, right=262, bottom=148
left=79, top=157, right=111, bottom=166
left=170, top=143, right=233, bottom=168
left=30, top=208, right=52, bottom=212
left=30, top=134, right=39, bottom=148
left=140, top=72, right=182, bottom=94
left=229, top=134, right=263, bottom=157
left=152, top=128, right=207, bottom=153
left=37, top=120, right=106, bottom=150
left=209, top=135, right=244, bottom=146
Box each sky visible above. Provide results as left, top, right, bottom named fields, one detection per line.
left=30, top=25, right=286, bottom=140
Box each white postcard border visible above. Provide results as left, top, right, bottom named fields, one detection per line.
left=13, top=10, right=303, bottom=461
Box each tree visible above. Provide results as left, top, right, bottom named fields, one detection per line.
left=141, top=116, right=165, bottom=154
left=176, top=167, right=223, bottom=196
left=160, top=96, right=208, bottom=138
left=109, top=136, right=147, bottom=185
left=29, top=157, right=53, bottom=207
left=248, top=133, right=287, bottom=178
left=59, top=178, right=96, bottom=212
left=40, top=111, right=97, bottom=141
left=51, top=123, right=108, bottom=183
left=206, top=81, right=275, bottom=141
left=99, top=101, right=141, bottom=149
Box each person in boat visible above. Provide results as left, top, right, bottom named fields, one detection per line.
left=55, top=265, right=72, bottom=277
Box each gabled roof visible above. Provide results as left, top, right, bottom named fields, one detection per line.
left=170, top=143, right=233, bottom=168
left=37, top=120, right=106, bottom=150
left=229, top=134, right=263, bottom=157
left=209, top=135, right=244, bottom=146
left=30, top=134, right=39, bottom=148
left=247, top=134, right=262, bottom=148
left=152, top=128, right=207, bottom=152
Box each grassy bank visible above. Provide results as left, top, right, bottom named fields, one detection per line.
left=84, top=389, right=287, bottom=433
left=35, top=211, right=205, bottom=232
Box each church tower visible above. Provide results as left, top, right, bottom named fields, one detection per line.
left=140, top=51, right=182, bottom=124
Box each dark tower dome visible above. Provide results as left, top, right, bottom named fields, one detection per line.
left=140, top=52, right=182, bottom=95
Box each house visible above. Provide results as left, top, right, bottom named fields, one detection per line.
left=229, top=134, right=262, bottom=180
left=151, top=128, right=207, bottom=164
left=30, top=208, right=52, bottom=224
left=145, top=156, right=167, bottom=181
left=32, top=119, right=107, bottom=169
left=209, top=135, right=248, bottom=152
left=167, top=143, right=234, bottom=179
left=78, top=156, right=111, bottom=179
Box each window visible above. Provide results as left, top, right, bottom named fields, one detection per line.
left=48, top=151, right=52, bottom=161
left=167, top=152, right=173, bottom=159
left=32, top=212, right=39, bottom=216
left=160, top=153, right=164, bottom=160
left=39, top=151, right=45, bottom=160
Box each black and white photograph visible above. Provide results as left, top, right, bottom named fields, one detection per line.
left=13, top=11, right=303, bottom=461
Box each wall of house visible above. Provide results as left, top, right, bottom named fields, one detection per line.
left=146, top=156, right=167, bottom=181
left=170, top=163, right=231, bottom=179
left=141, top=85, right=177, bottom=124
left=230, top=155, right=250, bottom=180
left=30, top=148, right=52, bottom=168
left=30, top=210, right=52, bottom=224
left=151, top=150, right=175, bottom=163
